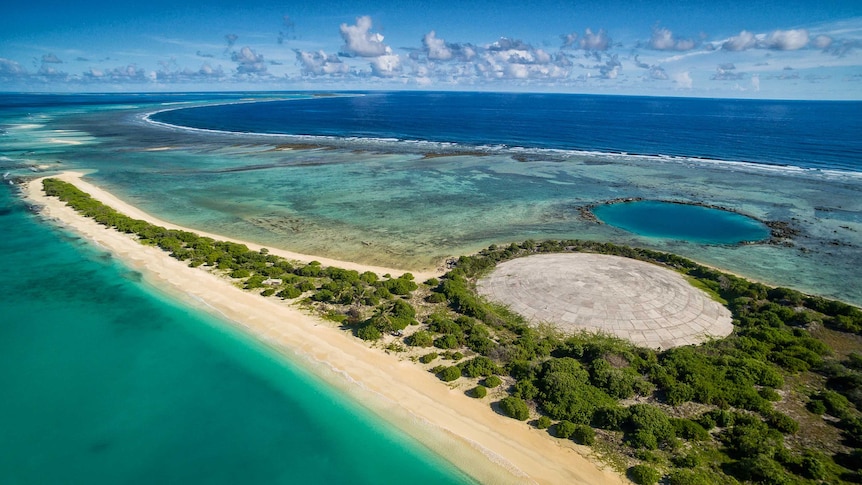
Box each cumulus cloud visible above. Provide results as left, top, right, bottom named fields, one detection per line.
left=711, top=63, right=744, bottom=81
left=599, top=55, right=621, bottom=79
left=649, top=66, right=668, bottom=80
left=295, top=49, right=349, bottom=76
left=156, top=63, right=227, bottom=82
left=722, top=28, right=810, bottom=51
left=41, top=53, right=63, bottom=64
left=85, top=64, right=153, bottom=82
left=722, top=30, right=758, bottom=51
left=0, top=58, right=27, bottom=78
left=812, top=35, right=833, bottom=50
left=231, top=46, right=267, bottom=74
left=823, top=38, right=862, bottom=57
left=487, top=38, right=552, bottom=65
left=340, top=16, right=391, bottom=57
left=672, top=71, right=692, bottom=89
left=369, top=54, right=401, bottom=77
left=763, top=29, right=809, bottom=50
left=560, top=32, right=578, bottom=49
left=561, top=28, right=611, bottom=51
left=579, top=28, right=612, bottom=51
left=423, top=31, right=452, bottom=60
left=649, top=27, right=695, bottom=51
left=420, top=31, right=477, bottom=64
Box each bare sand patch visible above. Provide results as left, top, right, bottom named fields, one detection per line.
left=477, top=253, right=733, bottom=349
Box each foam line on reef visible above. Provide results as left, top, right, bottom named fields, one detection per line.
left=141, top=101, right=861, bottom=181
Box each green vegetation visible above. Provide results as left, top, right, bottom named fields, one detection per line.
left=499, top=396, right=530, bottom=421
left=483, top=375, right=502, bottom=388
left=43, top=178, right=862, bottom=485
left=471, top=385, right=487, bottom=398
left=628, top=464, right=661, bottom=485
left=418, top=352, right=438, bottom=364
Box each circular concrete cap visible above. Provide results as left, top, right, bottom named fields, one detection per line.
left=476, top=253, right=733, bottom=349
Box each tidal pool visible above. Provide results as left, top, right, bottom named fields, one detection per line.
left=592, top=200, right=770, bottom=245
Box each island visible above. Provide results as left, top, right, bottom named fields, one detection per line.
left=24, top=172, right=862, bottom=485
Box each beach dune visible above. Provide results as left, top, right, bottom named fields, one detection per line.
left=24, top=171, right=627, bottom=485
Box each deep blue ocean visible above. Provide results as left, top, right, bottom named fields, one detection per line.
left=152, top=91, right=862, bottom=173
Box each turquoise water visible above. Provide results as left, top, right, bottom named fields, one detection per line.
left=0, top=182, right=473, bottom=484
left=593, top=201, right=770, bottom=244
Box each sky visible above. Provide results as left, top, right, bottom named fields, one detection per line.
left=1, top=0, right=861, bottom=99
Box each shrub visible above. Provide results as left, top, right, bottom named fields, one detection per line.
left=499, top=397, right=530, bottom=421
left=671, top=452, right=701, bottom=468
left=297, top=280, right=316, bottom=292
left=484, top=375, right=503, bottom=388
left=555, top=420, right=576, bottom=439
left=671, top=418, right=709, bottom=441
left=628, top=464, right=661, bottom=485
left=311, top=289, right=334, bottom=302
left=230, top=268, right=251, bottom=278
left=276, top=286, right=302, bottom=299
left=356, top=324, right=382, bottom=341
left=572, top=424, right=595, bottom=446
left=626, top=404, right=676, bottom=450
left=438, top=366, right=461, bottom=382
left=593, top=406, right=630, bottom=431
left=806, top=399, right=827, bottom=415
left=471, top=385, right=487, bottom=398
left=260, top=288, right=275, bottom=297
left=513, top=379, right=539, bottom=401
left=667, top=469, right=712, bottom=485
left=799, top=452, right=827, bottom=480
left=766, top=411, right=799, bottom=434
left=759, top=387, right=781, bottom=402
left=818, top=390, right=852, bottom=418
left=434, top=334, right=460, bottom=349
left=419, top=352, right=438, bottom=364
left=458, top=356, right=499, bottom=378
left=536, top=416, right=552, bottom=429
left=426, top=292, right=447, bottom=303
left=406, top=330, right=434, bottom=347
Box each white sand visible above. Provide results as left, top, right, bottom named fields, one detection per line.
left=24, top=172, right=627, bottom=485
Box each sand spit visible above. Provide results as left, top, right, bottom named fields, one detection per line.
left=23, top=173, right=627, bottom=485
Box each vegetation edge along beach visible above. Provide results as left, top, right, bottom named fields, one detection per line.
left=28, top=174, right=862, bottom=485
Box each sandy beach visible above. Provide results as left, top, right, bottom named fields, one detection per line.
left=23, top=172, right=627, bottom=485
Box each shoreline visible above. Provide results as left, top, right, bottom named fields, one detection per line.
left=23, top=172, right=627, bottom=485
left=43, top=171, right=444, bottom=282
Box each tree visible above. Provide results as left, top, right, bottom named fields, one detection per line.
left=628, top=465, right=661, bottom=485
left=555, top=420, right=576, bottom=439
left=484, top=375, right=502, bottom=388
left=572, top=424, right=596, bottom=445
left=438, top=366, right=461, bottom=382
left=471, top=385, right=487, bottom=398
left=406, top=330, right=433, bottom=347
left=499, top=397, right=530, bottom=421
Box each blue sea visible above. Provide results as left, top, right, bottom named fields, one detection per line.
left=150, top=92, right=862, bottom=172
left=1, top=91, right=861, bottom=483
